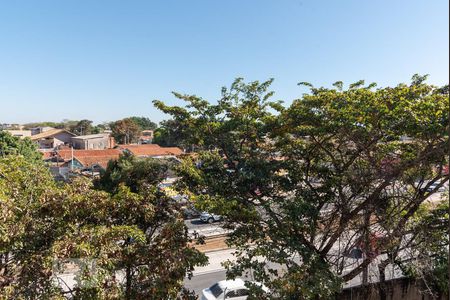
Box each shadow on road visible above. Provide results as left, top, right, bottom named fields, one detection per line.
left=189, top=219, right=204, bottom=225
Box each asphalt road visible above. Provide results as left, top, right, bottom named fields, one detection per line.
left=185, top=218, right=227, bottom=237
left=184, top=270, right=227, bottom=296
left=184, top=270, right=256, bottom=296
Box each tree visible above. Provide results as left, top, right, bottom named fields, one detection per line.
left=0, top=156, right=206, bottom=298
left=55, top=119, right=79, bottom=131
left=128, top=116, right=157, bottom=131
left=0, top=131, right=42, bottom=161
left=91, top=153, right=207, bottom=299
left=59, top=179, right=207, bottom=299
left=154, top=76, right=449, bottom=298
left=395, top=199, right=449, bottom=298
left=0, top=156, right=63, bottom=298
left=94, top=152, right=169, bottom=194
left=110, top=118, right=141, bottom=144
left=22, top=121, right=62, bottom=129
left=152, top=119, right=188, bottom=148
left=69, top=119, right=94, bottom=135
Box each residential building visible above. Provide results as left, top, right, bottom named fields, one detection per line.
left=139, top=130, right=154, bottom=144
left=4, top=130, right=32, bottom=138
left=56, top=149, right=122, bottom=171
left=71, top=133, right=114, bottom=150
left=30, top=126, right=55, bottom=135
left=30, top=129, right=76, bottom=149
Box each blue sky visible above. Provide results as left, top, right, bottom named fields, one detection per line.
left=0, top=0, right=448, bottom=125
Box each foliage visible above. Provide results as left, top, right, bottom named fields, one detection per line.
left=69, top=119, right=94, bottom=135
left=152, top=119, right=188, bottom=148
left=94, top=152, right=169, bottom=194
left=154, top=76, right=449, bottom=298
left=22, top=120, right=105, bottom=135
left=110, top=118, right=141, bottom=144
left=0, top=156, right=63, bottom=298
left=400, top=200, right=449, bottom=296
left=128, top=116, right=157, bottom=131
left=0, top=131, right=42, bottom=162
left=22, top=121, right=64, bottom=129
left=0, top=155, right=206, bottom=299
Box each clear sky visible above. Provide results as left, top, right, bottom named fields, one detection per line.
left=0, top=0, right=448, bottom=125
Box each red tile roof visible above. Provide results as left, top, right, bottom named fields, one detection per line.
left=74, top=156, right=117, bottom=169
left=57, top=149, right=122, bottom=161
left=38, top=150, right=53, bottom=159
left=118, top=144, right=184, bottom=157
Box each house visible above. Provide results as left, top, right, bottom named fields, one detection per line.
left=30, top=129, right=76, bottom=149
left=139, top=130, right=154, bottom=144
left=30, top=127, right=55, bottom=135
left=4, top=130, right=32, bottom=138
left=71, top=133, right=114, bottom=150
left=56, top=149, right=122, bottom=171
left=118, top=144, right=184, bottom=158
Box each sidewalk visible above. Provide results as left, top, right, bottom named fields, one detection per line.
left=190, top=235, right=229, bottom=252
left=192, top=248, right=236, bottom=276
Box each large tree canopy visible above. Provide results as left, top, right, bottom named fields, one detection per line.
left=0, top=155, right=206, bottom=299
left=110, top=118, right=141, bottom=144
left=154, top=76, right=449, bottom=298
left=94, top=152, right=170, bottom=194
left=128, top=116, right=157, bottom=131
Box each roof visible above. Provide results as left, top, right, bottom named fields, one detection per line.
left=30, top=129, right=76, bottom=140
left=74, top=156, right=117, bottom=169
left=119, top=144, right=184, bottom=157
left=217, top=279, right=246, bottom=289
left=39, top=151, right=53, bottom=159
left=57, top=149, right=122, bottom=161
left=71, top=133, right=110, bottom=140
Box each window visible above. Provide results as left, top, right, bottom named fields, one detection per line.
left=225, top=289, right=249, bottom=298
left=209, top=283, right=223, bottom=298
left=236, top=289, right=249, bottom=297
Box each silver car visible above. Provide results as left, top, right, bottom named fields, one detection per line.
left=200, top=212, right=222, bottom=223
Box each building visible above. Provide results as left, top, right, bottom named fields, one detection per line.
left=1, top=124, right=21, bottom=130
left=71, top=133, right=114, bottom=150
left=118, top=144, right=184, bottom=158
left=56, top=149, right=122, bottom=171
left=4, top=130, right=32, bottom=138
left=139, top=130, right=154, bottom=144
left=30, top=129, right=76, bottom=149
left=30, top=127, right=55, bottom=135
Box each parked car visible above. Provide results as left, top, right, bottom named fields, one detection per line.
left=201, top=279, right=269, bottom=300
left=200, top=212, right=222, bottom=223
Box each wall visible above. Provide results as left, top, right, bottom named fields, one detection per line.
left=338, top=278, right=447, bottom=300
left=72, top=136, right=110, bottom=149
left=4, top=130, right=32, bottom=138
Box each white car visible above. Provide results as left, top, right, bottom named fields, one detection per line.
left=200, top=211, right=222, bottom=223
left=201, top=278, right=268, bottom=300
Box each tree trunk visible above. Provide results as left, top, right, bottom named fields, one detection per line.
left=378, top=260, right=389, bottom=300
left=362, top=209, right=371, bottom=287
left=125, top=264, right=132, bottom=300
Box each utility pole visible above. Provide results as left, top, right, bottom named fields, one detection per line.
left=71, top=146, right=74, bottom=172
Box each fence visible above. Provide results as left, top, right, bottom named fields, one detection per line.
left=338, top=278, right=447, bottom=300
